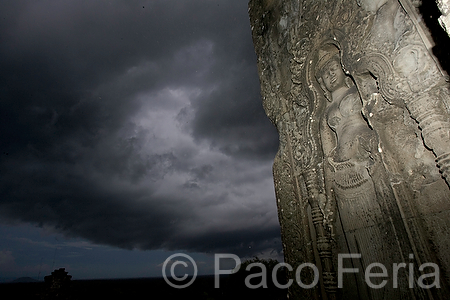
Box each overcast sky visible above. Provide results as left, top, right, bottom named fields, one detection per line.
left=0, top=0, right=281, bottom=280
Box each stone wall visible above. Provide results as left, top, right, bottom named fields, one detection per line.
left=249, top=1, right=450, bottom=299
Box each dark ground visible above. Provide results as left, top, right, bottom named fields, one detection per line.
left=0, top=275, right=288, bottom=300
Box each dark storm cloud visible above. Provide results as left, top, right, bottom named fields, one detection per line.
left=191, top=65, right=279, bottom=159
left=0, top=0, right=280, bottom=257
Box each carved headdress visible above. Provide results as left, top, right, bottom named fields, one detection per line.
left=315, top=44, right=340, bottom=77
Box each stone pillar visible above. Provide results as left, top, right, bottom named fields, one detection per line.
left=249, top=0, right=450, bottom=299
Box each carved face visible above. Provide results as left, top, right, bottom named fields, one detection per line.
left=320, top=59, right=346, bottom=93
left=358, top=0, right=388, bottom=13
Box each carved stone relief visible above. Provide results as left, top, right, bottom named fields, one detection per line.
left=249, top=0, right=450, bottom=299
left=437, top=0, right=450, bottom=35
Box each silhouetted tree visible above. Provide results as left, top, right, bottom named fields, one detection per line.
left=42, top=268, right=72, bottom=300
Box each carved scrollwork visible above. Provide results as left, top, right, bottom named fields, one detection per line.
left=393, top=44, right=442, bottom=93
left=353, top=52, right=404, bottom=106
left=291, top=38, right=310, bottom=73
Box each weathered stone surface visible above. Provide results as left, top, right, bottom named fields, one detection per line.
left=437, top=0, right=450, bottom=35
left=249, top=1, right=450, bottom=299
